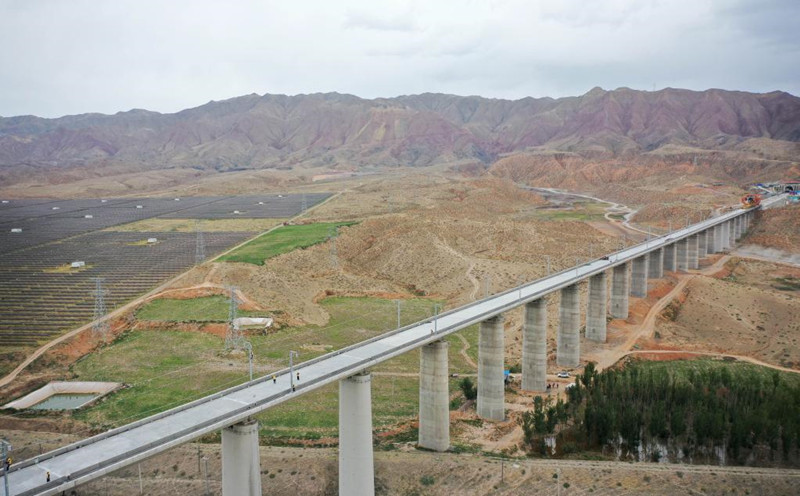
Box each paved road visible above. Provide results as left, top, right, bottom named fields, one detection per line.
left=6, top=195, right=785, bottom=496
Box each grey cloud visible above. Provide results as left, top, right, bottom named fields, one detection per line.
left=719, top=0, right=800, bottom=49
left=343, top=10, right=418, bottom=32
left=0, top=0, right=798, bottom=117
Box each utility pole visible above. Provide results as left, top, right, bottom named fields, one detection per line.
left=395, top=300, right=401, bottom=328
left=202, top=456, right=210, bottom=496
left=1, top=439, right=11, bottom=496
left=432, top=304, right=442, bottom=333
left=545, top=256, right=551, bottom=276
left=289, top=350, right=299, bottom=389
left=138, top=463, right=143, bottom=495
left=244, top=341, right=254, bottom=381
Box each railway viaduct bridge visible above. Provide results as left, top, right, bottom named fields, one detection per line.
left=4, top=194, right=786, bottom=496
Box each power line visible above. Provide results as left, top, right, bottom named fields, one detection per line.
left=224, top=286, right=245, bottom=352
left=195, top=220, right=205, bottom=265
left=329, top=225, right=339, bottom=269
left=92, top=278, right=110, bottom=341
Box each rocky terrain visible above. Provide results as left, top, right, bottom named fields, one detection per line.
left=2, top=88, right=799, bottom=195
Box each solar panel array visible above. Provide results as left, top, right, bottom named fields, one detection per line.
left=0, top=193, right=331, bottom=347
left=0, top=231, right=253, bottom=346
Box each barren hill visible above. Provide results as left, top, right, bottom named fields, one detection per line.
left=2, top=88, right=799, bottom=189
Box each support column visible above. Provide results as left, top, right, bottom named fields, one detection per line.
left=720, top=222, right=730, bottom=250
left=478, top=315, right=505, bottom=420
left=522, top=298, right=547, bottom=392
left=663, top=243, right=677, bottom=272
left=631, top=254, right=649, bottom=297
left=728, top=220, right=736, bottom=247
left=677, top=238, right=689, bottom=272
left=711, top=225, right=721, bottom=253
left=419, top=340, right=449, bottom=451
left=734, top=217, right=741, bottom=240
left=688, top=234, right=699, bottom=270
left=611, top=263, right=629, bottom=319
left=698, top=230, right=708, bottom=258
left=708, top=226, right=719, bottom=255
left=222, top=419, right=262, bottom=496
left=339, top=372, right=374, bottom=496
left=648, top=247, right=664, bottom=279
left=586, top=272, right=607, bottom=342
left=557, top=284, right=580, bottom=368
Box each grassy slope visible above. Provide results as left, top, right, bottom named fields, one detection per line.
left=136, top=295, right=266, bottom=322
left=217, top=222, right=355, bottom=265
left=73, top=297, right=476, bottom=439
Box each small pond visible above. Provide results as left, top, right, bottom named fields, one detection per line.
left=29, top=393, right=99, bottom=410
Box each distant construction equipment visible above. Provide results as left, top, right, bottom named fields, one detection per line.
left=740, top=193, right=761, bottom=209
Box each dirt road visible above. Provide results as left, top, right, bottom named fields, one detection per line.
left=0, top=192, right=342, bottom=389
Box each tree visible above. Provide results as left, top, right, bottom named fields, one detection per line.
left=459, top=377, right=477, bottom=401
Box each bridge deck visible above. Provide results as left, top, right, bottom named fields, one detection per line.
left=7, top=195, right=784, bottom=496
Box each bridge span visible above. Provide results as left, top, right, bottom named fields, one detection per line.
left=5, top=194, right=785, bottom=495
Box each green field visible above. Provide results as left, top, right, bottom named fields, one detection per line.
left=136, top=295, right=267, bottom=322
left=72, top=296, right=477, bottom=440
left=217, top=222, right=356, bottom=265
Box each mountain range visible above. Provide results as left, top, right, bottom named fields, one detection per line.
left=1, top=87, right=799, bottom=187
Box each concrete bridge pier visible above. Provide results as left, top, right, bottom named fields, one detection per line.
left=522, top=298, right=547, bottom=391
left=720, top=222, right=730, bottom=250
left=648, top=247, right=664, bottom=279
left=698, top=230, right=708, bottom=258
left=676, top=238, right=689, bottom=272
left=222, top=419, right=262, bottom=496
left=728, top=220, right=736, bottom=247
left=688, top=234, right=699, bottom=270
left=419, top=340, right=449, bottom=451
left=710, top=225, right=720, bottom=253
left=663, top=243, right=677, bottom=272
left=631, top=254, right=649, bottom=297
left=611, top=263, right=629, bottom=318
left=557, top=284, right=581, bottom=368
left=586, top=272, right=607, bottom=342
left=339, top=371, right=374, bottom=496
left=478, top=315, right=505, bottom=420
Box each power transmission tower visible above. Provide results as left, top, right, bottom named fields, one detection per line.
left=328, top=225, right=339, bottom=268
left=224, top=286, right=245, bottom=351
left=301, top=193, right=308, bottom=213
left=92, top=277, right=110, bottom=340
left=195, top=220, right=205, bottom=265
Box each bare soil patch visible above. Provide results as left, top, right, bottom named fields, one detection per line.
left=653, top=258, right=800, bottom=370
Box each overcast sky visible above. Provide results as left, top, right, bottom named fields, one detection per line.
left=1, top=0, right=798, bottom=118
